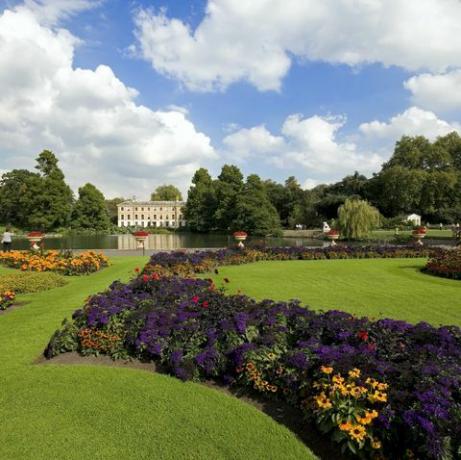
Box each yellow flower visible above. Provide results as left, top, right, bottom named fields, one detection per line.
left=339, top=421, right=353, bottom=431
left=320, top=365, right=333, bottom=375
left=348, top=424, right=367, bottom=442
left=371, top=438, right=382, bottom=449
left=348, top=368, right=361, bottom=379
left=368, top=391, right=387, bottom=403
left=314, top=392, right=332, bottom=410
left=332, top=374, right=344, bottom=384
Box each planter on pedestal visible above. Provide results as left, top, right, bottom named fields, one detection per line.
left=233, top=231, right=248, bottom=249
left=132, top=230, right=149, bottom=255
left=27, top=231, right=44, bottom=251
left=326, top=229, right=340, bottom=246
left=412, top=226, right=427, bottom=246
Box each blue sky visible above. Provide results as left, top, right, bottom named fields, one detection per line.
left=0, top=0, right=460, bottom=197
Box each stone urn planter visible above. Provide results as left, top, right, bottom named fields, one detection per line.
left=326, top=229, right=340, bottom=246
left=233, top=231, right=248, bottom=249
left=132, top=230, right=149, bottom=255
left=412, top=226, right=427, bottom=246
left=27, top=231, right=44, bottom=251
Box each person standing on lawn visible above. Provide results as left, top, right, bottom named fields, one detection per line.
left=1, top=227, right=13, bottom=251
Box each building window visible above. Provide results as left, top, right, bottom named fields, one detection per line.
left=121, top=207, right=124, bottom=211
left=154, top=214, right=157, bottom=219
left=121, top=215, right=124, bottom=220
left=141, top=215, right=144, bottom=220
left=127, top=215, right=131, bottom=220
left=160, top=207, right=162, bottom=211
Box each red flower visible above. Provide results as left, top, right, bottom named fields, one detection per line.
left=151, top=273, right=160, bottom=281
left=134, top=267, right=140, bottom=273
left=357, top=330, right=369, bottom=341
left=191, top=296, right=199, bottom=304
left=142, top=274, right=149, bottom=283
left=202, top=301, right=209, bottom=308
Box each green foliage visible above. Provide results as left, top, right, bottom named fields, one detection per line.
left=184, top=168, right=217, bottom=232
left=234, top=175, right=281, bottom=236
left=150, top=184, right=183, bottom=201
left=71, top=183, right=111, bottom=230
left=338, top=199, right=381, bottom=239
left=105, top=197, right=125, bottom=225
left=0, top=272, right=67, bottom=294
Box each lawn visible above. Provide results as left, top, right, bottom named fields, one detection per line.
left=0, top=257, right=313, bottom=460
left=369, top=228, right=454, bottom=240
left=208, top=258, right=461, bottom=326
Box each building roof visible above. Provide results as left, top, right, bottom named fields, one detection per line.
left=117, top=200, right=186, bottom=207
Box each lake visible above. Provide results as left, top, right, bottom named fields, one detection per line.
left=9, top=233, right=326, bottom=251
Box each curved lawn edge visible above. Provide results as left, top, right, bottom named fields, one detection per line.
left=0, top=257, right=315, bottom=460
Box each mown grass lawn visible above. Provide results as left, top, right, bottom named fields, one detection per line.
left=0, top=257, right=314, bottom=460
left=209, top=258, right=461, bottom=327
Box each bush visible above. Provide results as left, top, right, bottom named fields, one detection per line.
left=424, top=249, right=461, bottom=280
left=45, top=247, right=461, bottom=459
left=0, top=272, right=67, bottom=293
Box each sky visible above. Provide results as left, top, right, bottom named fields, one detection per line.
left=1, top=0, right=461, bottom=199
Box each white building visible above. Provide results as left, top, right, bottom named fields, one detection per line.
left=406, top=213, right=421, bottom=226
left=117, top=200, right=186, bottom=228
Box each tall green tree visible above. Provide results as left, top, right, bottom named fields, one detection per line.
left=184, top=168, right=216, bottom=232
left=213, top=165, right=244, bottom=231
left=234, top=174, right=281, bottom=236
left=105, top=197, right=125, bottom=225
left=72, top=183, right=111, bottom=230
left=0, top=170, right=42, bottom=228
left=151, top=185, right=183, bottom=201
left=338, top=198, right=381, bottom=239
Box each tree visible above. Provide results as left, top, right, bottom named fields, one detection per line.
left=27, top=150, right=74, bottom=230
left=151, top=185, right=183, bottom=201
left=234, top=175, right=281, bottom=236
left=105, top=197, right=125, bottom=225
left=184, top=168, right=216, bottom=232
left=213, top=165, right=244, bottom=231
left=0, top=170, right=42, bottom=228
left=72, top=183, right=111, bottom=230
left=338, top=198, right=380, bottom=240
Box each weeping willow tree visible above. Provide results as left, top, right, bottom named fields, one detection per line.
left=338, top=198, right=381, bottom=240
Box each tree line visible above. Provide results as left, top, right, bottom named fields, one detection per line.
left=1, top=132, right=460, bottom=234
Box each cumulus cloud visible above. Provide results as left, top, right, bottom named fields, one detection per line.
left=359, top=107, right=461, bottom=142
left=134, top=0, right=461, bottom=92
left=0, top=6, right=216, bottom=198
left=223, top=114, right=384, bottom=184
left=404, top=71, right=461, bottom=113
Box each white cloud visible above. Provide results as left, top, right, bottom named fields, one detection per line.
left=359, top=106, right=460, bottom=142
left=22, top=0, right=103, bottom=25
left=223, top=114, right=383, bottom=183
left=404, top=70, right=461, bottom=113
left=134, top=0, right=461, bottom=92
left=0, top=6, right=216, bottom=198
left=223, top=125, right=285, bottom=158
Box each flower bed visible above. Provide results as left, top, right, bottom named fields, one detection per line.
left=142, top=246, right=436, bottom=278
left=0, top=290, right=15, bottom=310
left=0, top=272, right=67, bottom=293
left=424, top=250, right=461, bottom=280
left=46, top=247, right=461, bottom=459
left=0, top=250, right=109, bottom=275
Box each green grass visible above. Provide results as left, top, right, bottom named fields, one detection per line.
left=0, top=257, right=313, bottom=460
left=369, top=229, right=454, bottom=240
left=209, top=258, right=461, bottom=326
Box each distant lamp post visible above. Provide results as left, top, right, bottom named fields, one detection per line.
left=27, top=231, right=44, bottom=251
left=132, top=230, right=149, bottom=256
left=326, top=229, right=340, bottom=246
left=233, top=231, right=248, bottom=249
left=412, top=226, right=427, bottom=246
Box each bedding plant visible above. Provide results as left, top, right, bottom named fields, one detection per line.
left=424, top=249, right=461, bottom=280
left=0, top=250, right=109, bottom=275
left=46, top=247, right=461, bottom=459
left=0, top=290, right=15, bottom=310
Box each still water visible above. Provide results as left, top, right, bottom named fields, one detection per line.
left=10, top=233, right=325, bottom=251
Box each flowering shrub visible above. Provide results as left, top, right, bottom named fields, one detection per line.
left=46, top=267, right=461, bottom=459
left=0, top=290, right=15, bottom=310
left=0, top=272, right=67, bottom=293
left=0, top=250, right=109, bottom=275
left=424, top=249, right=461, bottom=280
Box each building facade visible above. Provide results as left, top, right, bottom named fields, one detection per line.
left=117, top=200, right=187, bottom=228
